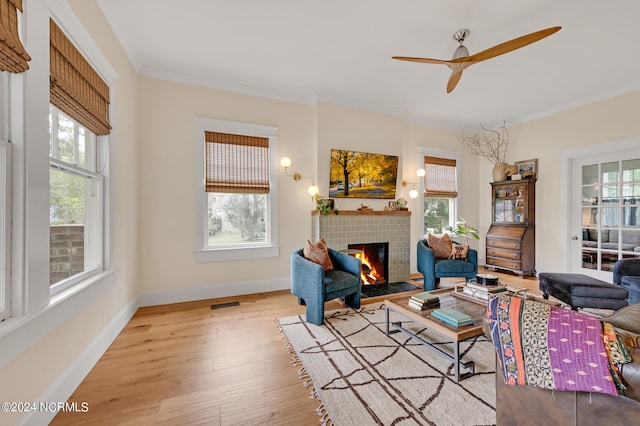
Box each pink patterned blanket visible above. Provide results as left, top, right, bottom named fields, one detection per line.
left=486, top=295, right=629, bottom=396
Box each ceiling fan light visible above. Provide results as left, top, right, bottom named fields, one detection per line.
left=453, top=45, right=469, bottom=59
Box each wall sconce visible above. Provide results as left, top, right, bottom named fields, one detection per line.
left=280, top=157, right=318, bottom=196
left=402, top=168, right=425, bottom=199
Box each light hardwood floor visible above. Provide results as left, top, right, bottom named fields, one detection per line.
left=52, top=272, right=543, bottom=425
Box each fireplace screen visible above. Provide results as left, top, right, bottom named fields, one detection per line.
left=348, top=242, right=389, bottom=285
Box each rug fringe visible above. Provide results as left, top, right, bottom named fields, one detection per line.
left=316, top=404, right=333, bottom=426
left=274, top=318, right=333, bottom=425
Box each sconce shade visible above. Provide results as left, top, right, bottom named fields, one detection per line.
left=280, top=157, right=291, bottom=168
left=416, top=168, right=426, bottom=177
left=307, top=185, right=319, bottom=196
left=409, top=189, right=419, bottom=199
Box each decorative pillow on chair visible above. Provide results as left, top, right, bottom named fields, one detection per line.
left=427, top=233, right=452, bottom=259
left=450, top=244, right=469, bottom=261
left=303, top=239, right=334, bottom=271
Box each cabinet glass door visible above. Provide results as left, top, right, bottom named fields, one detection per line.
left=493, top=183, right=527, bottom=224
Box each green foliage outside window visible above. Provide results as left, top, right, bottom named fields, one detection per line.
left=424, top=198, right=450, bottom=234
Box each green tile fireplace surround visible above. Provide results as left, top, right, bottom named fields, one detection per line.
left=311, top=210, right=411, bottom=283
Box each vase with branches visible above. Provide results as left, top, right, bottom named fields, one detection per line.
left=463, top=122, right=510, bottom=181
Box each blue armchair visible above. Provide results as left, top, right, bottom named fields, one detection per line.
left=614, top=258, right=640, bottom=305
left=291, top=248, right=361, bottom=326
left=417, top=239, right=478, bottom=291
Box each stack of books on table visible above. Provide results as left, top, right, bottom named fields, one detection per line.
left=463, top=281, right=509, bottom=301
left=430, top=307, right=473, bottom=327
left=408, top=292, right=440, bottom=310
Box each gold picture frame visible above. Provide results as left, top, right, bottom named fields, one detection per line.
left=515, top=159, right=538, bottom=179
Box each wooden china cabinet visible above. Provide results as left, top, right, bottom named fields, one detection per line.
left=485, top=179, right=536, bottom=277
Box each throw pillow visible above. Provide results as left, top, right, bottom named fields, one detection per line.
left=450, top=244, right=469, bottom=261
left=428, top=233, right=452, bottom=259
left=303, top=239, right=334, bottom=271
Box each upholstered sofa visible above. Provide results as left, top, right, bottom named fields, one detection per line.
left=582, top=229, right=640, bottom=253
left=416, top=239, right=477, bottom=291
left=486, top=303, right=640, bottom=425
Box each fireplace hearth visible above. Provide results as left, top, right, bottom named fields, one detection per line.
left=348, top=242, right=389, bottom=285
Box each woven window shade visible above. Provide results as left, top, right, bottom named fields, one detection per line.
left=423, top=156, right=458, bottom=198
left=205, top=131, right=270, bottom=194
left=50, top=19, right=111, bottom=135
left=0, top=0, right=31, bottom=73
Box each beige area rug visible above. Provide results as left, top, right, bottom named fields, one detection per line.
left=276, top=303, right=496, bottom=426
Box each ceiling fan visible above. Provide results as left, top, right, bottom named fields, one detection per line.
left=392, top=26, right=561, bottom=93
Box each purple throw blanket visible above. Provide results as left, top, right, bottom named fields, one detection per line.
left=486, top=295, right=620, bottom=396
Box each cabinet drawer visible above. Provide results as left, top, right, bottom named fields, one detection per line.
left=486, top=247, right=522, bottom=260
left=486, top=257, right=522, bottom=271
left=486, top=238, right=522, bottom=250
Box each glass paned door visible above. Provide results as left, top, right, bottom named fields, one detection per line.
left=577, top=157, right=640, bottom=273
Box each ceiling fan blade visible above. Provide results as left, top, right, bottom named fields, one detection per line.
left=392, top=56, right=452, bottom=66
left=447, top=69, right=464, bottom=93
left=466, top=26, right=561, bottom=63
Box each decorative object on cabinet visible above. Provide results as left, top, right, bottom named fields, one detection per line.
left=462, top=122, right=509, bottom=165
left=463, top=122, right=510, bottom=182
left=485, top=179, right=536, bottom=277
left=515, top=159, right=538, bottom=179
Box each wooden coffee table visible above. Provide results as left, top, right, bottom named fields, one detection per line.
left=385, top=288, right=487, bottom=382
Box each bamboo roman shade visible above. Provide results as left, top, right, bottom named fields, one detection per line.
left=50, top=19, right=111, bottom=135
left=423, top=156, right=458, bottom=198
left=204, top=131, right=270, bottom=194
left=0, top=0, right=31, bottom=72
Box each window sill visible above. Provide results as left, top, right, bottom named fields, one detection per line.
left=195, top=245, right=280, bottom=263
left=0, top=270, right=117, bottom=368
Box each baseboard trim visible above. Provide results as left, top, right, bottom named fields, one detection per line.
left=20, top=297, right=139, bottom=426
left=137, top=277, right=290, bottom=307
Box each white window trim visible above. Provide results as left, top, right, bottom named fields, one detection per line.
left=194, top=117, right=280, bottom=262
left=0, top=140, right=11, bottom=321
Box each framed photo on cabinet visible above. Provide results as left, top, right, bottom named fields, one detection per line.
left=515, top=159, right=538, bottom=179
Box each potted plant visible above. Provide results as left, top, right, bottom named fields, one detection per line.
left=448, top=216, right=479, bottom=246
left=314, top=194, right=338, bottom=216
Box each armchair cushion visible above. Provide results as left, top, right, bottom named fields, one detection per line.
left=450, top=244, right=469, bottom=260
left=427, top=233, right=452, bottom=259
left=303, top=238, right=334, bottom=271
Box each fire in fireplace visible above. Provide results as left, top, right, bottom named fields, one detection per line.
left=348, top=242, right=389, bottom=285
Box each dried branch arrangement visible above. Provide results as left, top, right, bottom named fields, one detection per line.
left=463, top=122, right=509, bottom=165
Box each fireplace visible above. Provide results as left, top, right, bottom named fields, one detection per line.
left=348, top=242, right=389, bottom=285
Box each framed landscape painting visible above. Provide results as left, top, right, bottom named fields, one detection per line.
left=329, top=149, right=399, bottom=199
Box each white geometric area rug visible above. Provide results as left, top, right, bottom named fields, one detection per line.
left=276, top=303, right=496, bottom=426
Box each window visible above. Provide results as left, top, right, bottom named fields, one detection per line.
left=48, top=19, right=110, bottom=293
left=422, top=156, right=458, bottom=234
left=195, top=118, right=279, bottom=262
left=49, top=106, right=103, bottom=291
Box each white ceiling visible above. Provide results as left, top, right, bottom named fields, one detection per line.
left=96, top=0, right=640, bottom=131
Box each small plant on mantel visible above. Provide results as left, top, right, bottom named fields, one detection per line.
left=314, top=194, right=338, bottom=216
left=447, top=216, right=479, bottom=246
